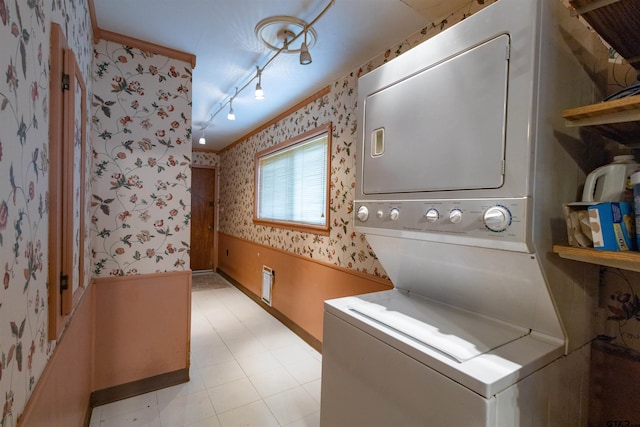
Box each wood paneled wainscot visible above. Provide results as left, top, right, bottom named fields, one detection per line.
left=18, top=285, right=94, bottom=427
left=217, top=232, right=392, bottom=349
left=92, top=271, right=192, bottom=401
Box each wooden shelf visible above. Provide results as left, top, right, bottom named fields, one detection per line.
left=563, top=94, right=640, bottom=143
left=553, top=245, right=640, bottom=272
left=556, top=1, right=640, bottom=271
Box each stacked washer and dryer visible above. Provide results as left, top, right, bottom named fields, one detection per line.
left=320, top=0, right=607, bottom=425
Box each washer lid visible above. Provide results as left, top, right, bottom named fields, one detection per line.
left=348, top=291, right=529, bottom=363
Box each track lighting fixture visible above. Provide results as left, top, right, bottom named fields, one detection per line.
left=255, top=66, right=264, bottom=100
left=300, top=29, right=312, bottom=65
left=227, top=101, right=235, bottom=121
left=227, top=88, right=237, bottom=121
left=197, top=0, right=334, bottom=138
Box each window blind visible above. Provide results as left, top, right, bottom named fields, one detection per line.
left=258, top=135, right=328, bottom=225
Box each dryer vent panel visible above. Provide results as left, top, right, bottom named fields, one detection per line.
left=261, top=266, right=274, bottom=306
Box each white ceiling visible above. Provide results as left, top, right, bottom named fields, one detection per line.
left=93, top=0, right=471, bottom=151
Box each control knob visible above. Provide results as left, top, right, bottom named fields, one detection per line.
left=356, top=206, right=369, bottom=222
left=449, top=209, right=463, bottom=224
left=425, top=208, right=439, bottom=223
left=389, top=208, right=400, bottom=221
left=483, top=205, right=511, bottom=232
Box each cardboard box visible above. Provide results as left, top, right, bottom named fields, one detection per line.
left=588, top=202, right=635, bottom=251
left=563, top=203, right=595, bottom=248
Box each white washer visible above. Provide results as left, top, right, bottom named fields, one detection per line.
left=319, top=0, right=604, bottom=424
left=320, top=290, right=590, bottom=427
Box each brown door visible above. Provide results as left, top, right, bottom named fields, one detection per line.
left=190, top=167, right=216, bottom=271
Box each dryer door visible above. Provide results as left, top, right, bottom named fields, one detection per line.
left=361, top=34, right=510, bottom=195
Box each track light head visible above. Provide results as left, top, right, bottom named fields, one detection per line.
left=299, top=42, right=312, bottom=65
left=255, top=66, right=265, bottom=100
left=255, top=83, right=264, bottom=100
left=300, top=30, right=312, bottom=65
left=227, top=91, right=237, bottom=121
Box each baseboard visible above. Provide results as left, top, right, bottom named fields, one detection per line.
left=90, top=368, right=189, bottom=408
left=217, top=269, right=323, bottom=353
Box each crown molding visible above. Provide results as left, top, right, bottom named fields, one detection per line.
left=88, top=0, right=196, bottom=68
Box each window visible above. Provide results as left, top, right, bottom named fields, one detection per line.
left=254, top=123, right=331, bottom=234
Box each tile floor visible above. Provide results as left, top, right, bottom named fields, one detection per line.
left=89, top=272, right=323, bottom=427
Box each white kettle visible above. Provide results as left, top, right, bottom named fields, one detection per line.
left=582, top=155, right=639, bottom=202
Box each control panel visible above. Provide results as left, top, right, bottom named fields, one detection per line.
left=354, top=198, right=531, bottom=249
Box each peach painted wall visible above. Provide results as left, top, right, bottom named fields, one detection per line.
left=218, top=232, right=392, bottom=342
left=92, top=272, right=192, bottom=390
left=17, top=286, right=93, bottom=427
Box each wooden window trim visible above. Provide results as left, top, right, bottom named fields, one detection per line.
left=48, top=23, right=88, bottom=340
left=62, top=47, right=87, bottom=315
left=253, top=123, right=332, bottom=236
left=48, top=23, right=67, bottom=340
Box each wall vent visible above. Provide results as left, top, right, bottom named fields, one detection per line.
left=261, top=266, right=274, bottom=306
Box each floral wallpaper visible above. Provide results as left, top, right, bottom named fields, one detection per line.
left=192, top=150, right=219, bottom=169
left=218, top=1, right=493, bottom=278
left=0, top=0, right=92, bottom=425
left=599, top=269, right=640, bottom=354
left=91, top=40, right=192, bottom=277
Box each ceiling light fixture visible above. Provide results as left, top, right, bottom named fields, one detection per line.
left=227, top=102, right=235, bottom=121
left=300, top=29, right=312, bottom=65
left=197, top=0, right=334, bottom=136
left=255, top=66, right=264, bottom=100
left=227, top=88, right=238, bottom=121
left=256, top=17, right=317, bottom=53
left=198, top=129, right=206, bottom=145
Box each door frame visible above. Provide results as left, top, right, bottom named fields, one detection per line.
left=191, top=165, right=218, bottom=271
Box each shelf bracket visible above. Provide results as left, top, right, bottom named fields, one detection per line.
left=570, top=0, right=621, bottom=17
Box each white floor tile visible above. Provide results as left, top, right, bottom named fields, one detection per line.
left=206, top=312, right=242, bottom=332
left=158, top=390, right=216, bottom=426
left=92, top=273, right=323, bottom=427
left=284, top=358, right=322, bottom=385
left=191, top=344, right=236, bottom=369
left=185, top=414, right=222, bottom=427
left=215, top=323, right=253, bottom=342
left=257, top=330, right=304, bottom=351
left=248, top=366, right=299, bottom=398
left=191, top=330, right=225, bottom=350
left=98, top=405, right=161, bottom=427
left=271, top=344, right=319, bottom=367
left=198, top=360, right=247, bottom=389
left=89, top=406, right=101, bottom=426
left=207, top=377, right=261, bottom=414
left=99, top=392, right=158, bottom=421
left=235, top=351, right=282, bottom=377
left=302, top=379, right=322, bottom=404
left=156, top=372, right=206, bottom=404
left=283, top=411, right=320, bottom=427
left=263, top=386, right=320, bottom=426
left=216, top=400, right=280, bottom=427
left=223, top=336, right=269, bottom=359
